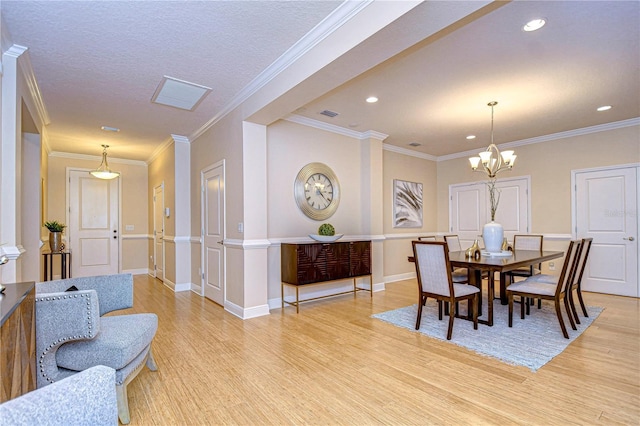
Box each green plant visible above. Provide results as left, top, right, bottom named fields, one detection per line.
left=44, top=220, right=66, bottom=233
left=318, top=223, right=335, bottom=236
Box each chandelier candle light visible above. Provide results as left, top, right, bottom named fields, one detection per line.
left=90, top=144, right=120, bottom=180
left=469, top=101, right=517, bottom=253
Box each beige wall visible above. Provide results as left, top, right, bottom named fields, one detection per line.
left=382, top=150, right=438, bottom=279
left=47, top=155, right=149, bottom=273
left=148, top=143, right=175, bottom=282
left=436, top=125, right=640, bottom=234
left=190, top=109, right=245, bottom=305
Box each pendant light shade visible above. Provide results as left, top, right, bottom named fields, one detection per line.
left=90, top=145, right=120, bottom=180
left=468, top=101, right=516, bottom=178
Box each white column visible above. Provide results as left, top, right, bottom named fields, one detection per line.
left=171, top=134, right=191, bottom=291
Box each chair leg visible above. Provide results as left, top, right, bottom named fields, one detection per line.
left=508, top=293, right=513, bottom=327
left=577, top=287, right=589, bottom=317
left=422, top=295, right=428, bottom=306
left=415, top=295, right=424, bottom=330
left=446, top=302, right=455, bottom=340
left=520, top=295, right=526, bottom=319
left=146, top=347, right=158, bottom=371
left=554, top=299, right=569, bottom=339
left=116, top=384, right=131, bottom=425
left=537, top=298, right=542, bottom=309
left=564, top=296, right=577, bottom=330
left=472, top=294, right=478, bottom=330
left=438, top=301, right=443, bottom=320
left=568, top=289, right=580, bottom=325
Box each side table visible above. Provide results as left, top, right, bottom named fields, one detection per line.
left=42, top=250, right=72, bottom=281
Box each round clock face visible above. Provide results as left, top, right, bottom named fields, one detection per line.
left=294, top=163, right=340, bottom=220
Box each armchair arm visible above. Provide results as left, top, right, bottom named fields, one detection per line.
left=0, top=365, right=118, bottom=425
left=37, top=273, right=134, bottom=316
left=35, top=290, right=101, bottom=387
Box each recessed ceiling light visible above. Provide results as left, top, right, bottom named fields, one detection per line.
left=466, top=135, right=476, bottom=140
left=523, top=18, right=546, bottom=32
left=101, top=126, right=120, bottom=132
left=408, top=142, right=421, bottom=147
left=597, top=105, right=612, bottom=112
left=366, top=96, right=378, bottom=103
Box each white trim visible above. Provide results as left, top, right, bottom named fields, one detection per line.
left=384, top=233, right=440, bottom=240
left=0, top=244, right=25, bottom=260
left=51, top=151, right=146, bottom=166
left=190, top=236, right=202, bottom=244
left=285, top=114, right=363, bottom=139
left=120, top=234, right=152, bottom=240
left=189, top=1, right=372, bottom=142
left=147, top=137, right=174, bottom=165
left=9, top=44, right=51, bottom=126
left=383, top=144, right=437, bottom=161
left=384, top=272, right=416, bottom=284
left=174, top=282, right=191, bottom=292
left=440, top=118, right=640, bottom=162
left=269, top=235, right=385, bottom=246
left=122, top=268, right=151, bottom=275
left=224, top=300, right=270, bottom=320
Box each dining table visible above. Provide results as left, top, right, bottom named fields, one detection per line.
left=408, top=249, right=564, bottom=326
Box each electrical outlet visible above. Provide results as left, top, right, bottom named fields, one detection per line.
left=238, top=222, right=244, bottom=233
left=549, top=262, right=555, bottom=271
left=125, top=224, right=134, bottom=231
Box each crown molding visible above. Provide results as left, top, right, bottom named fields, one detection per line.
left=285, top=114, right=363, bottom=138
left=171, top=134, right=190, bottom=144
left=438, top=117, right=640, bottom=162
left=147, top=136, right=175, bottom=164
left=5, top=44, right=51, bottom=126
left=383, top=143, right=437, bottom=161
left=189, top=1, right=374, bottom=141
left=49, top=151, right=147, bottom=166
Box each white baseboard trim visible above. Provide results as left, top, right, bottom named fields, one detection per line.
left=190, top=284, right=202, bottom=295
left=384, top=272, right=416, bottom=283
left=224, top=300, right=270, bottom=319
left=174, top=282, right=191, bottom=292
left=122, top=268, right=150, bottom=275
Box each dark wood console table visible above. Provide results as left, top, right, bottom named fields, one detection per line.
left=1, top=281, right=36, bottom=402
left=281, top=240, right=372, bottom=313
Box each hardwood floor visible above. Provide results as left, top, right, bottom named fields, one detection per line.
left=125, top=275, right=639, bottom=425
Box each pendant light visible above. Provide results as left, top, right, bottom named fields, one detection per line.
left=468, top=101, right=517, bottom=178
left=89, top=144, right=120, bottom=180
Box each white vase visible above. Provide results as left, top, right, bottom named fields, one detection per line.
left=483, top=221, right=504, bottom=253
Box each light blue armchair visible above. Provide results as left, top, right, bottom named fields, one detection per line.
left=0, top=365, right=118, bottom=425
left=35, top=274, right=158, bottom=424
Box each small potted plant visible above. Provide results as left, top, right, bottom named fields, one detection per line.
left=44, top=220, right=66, bottom=252
left=309, top=223, right=343, bottom=242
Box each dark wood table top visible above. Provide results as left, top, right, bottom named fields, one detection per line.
left=447, top=250, right=564, bottom=272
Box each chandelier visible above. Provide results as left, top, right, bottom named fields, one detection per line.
left=89, top=144, right=120, bottom=180
left=469, top=101, right=516, bottom=178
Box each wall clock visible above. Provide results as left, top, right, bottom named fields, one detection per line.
left=294, top=162, right=340, bottom=221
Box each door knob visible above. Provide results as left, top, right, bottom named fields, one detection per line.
left=623, top=236, right=635, bottom=241
left=217, top=240, right=224, bottom=245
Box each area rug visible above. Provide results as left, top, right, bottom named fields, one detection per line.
left=372, top=299, right=603, bottom=371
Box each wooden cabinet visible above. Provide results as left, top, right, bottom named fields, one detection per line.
left=1, top=281, right=36, bottom=402
left=281, top=241, right=372, bottom=312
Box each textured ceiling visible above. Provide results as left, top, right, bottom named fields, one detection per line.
left=1, top=1, right=639, bottom=162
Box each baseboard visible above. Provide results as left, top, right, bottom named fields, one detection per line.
left=122, top=268, right=150, bottom=275
left=384, top=272, right=416, bottom=283
left=174, top=282, right=191, bottom=292
left=224, top=300, right=270, bottom=319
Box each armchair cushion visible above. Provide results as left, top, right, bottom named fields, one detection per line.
left=57, top=313, right=158, bottom=371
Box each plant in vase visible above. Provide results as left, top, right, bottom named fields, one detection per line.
left=44, top=220, right=66, bottom=252
left=483, top=179, right=504, bottom=253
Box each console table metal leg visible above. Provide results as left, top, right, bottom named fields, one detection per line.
left=295, top=286, right=299, bottom=314
left=43, top=254, right=49, bottom=281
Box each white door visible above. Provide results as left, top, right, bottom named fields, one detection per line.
left=575, top=166, right=638, bottom=297
left=450, top=177, right=530, bottom=248
left=69, top=170, right=119, bottom=277
left=153, top=184, right=164, bottom=282
left=202, top=163, right=225, bottom=305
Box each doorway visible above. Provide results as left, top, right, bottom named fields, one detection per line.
left=68, top=169, right=119, bottom=277
left=573, top=165, right=639, bottom=297
left=153, top=183, right=165, bottom=282
left=201, top=162, right=225, bottom=306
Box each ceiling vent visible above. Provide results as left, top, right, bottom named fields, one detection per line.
left=409, top=142, right=422, bottom=147
left=151, top=76, right=212, bottom=111
left=320, top=109, right=339, bottom=118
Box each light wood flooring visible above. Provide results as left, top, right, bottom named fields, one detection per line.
left=124, top=275, right=639, bottom=425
